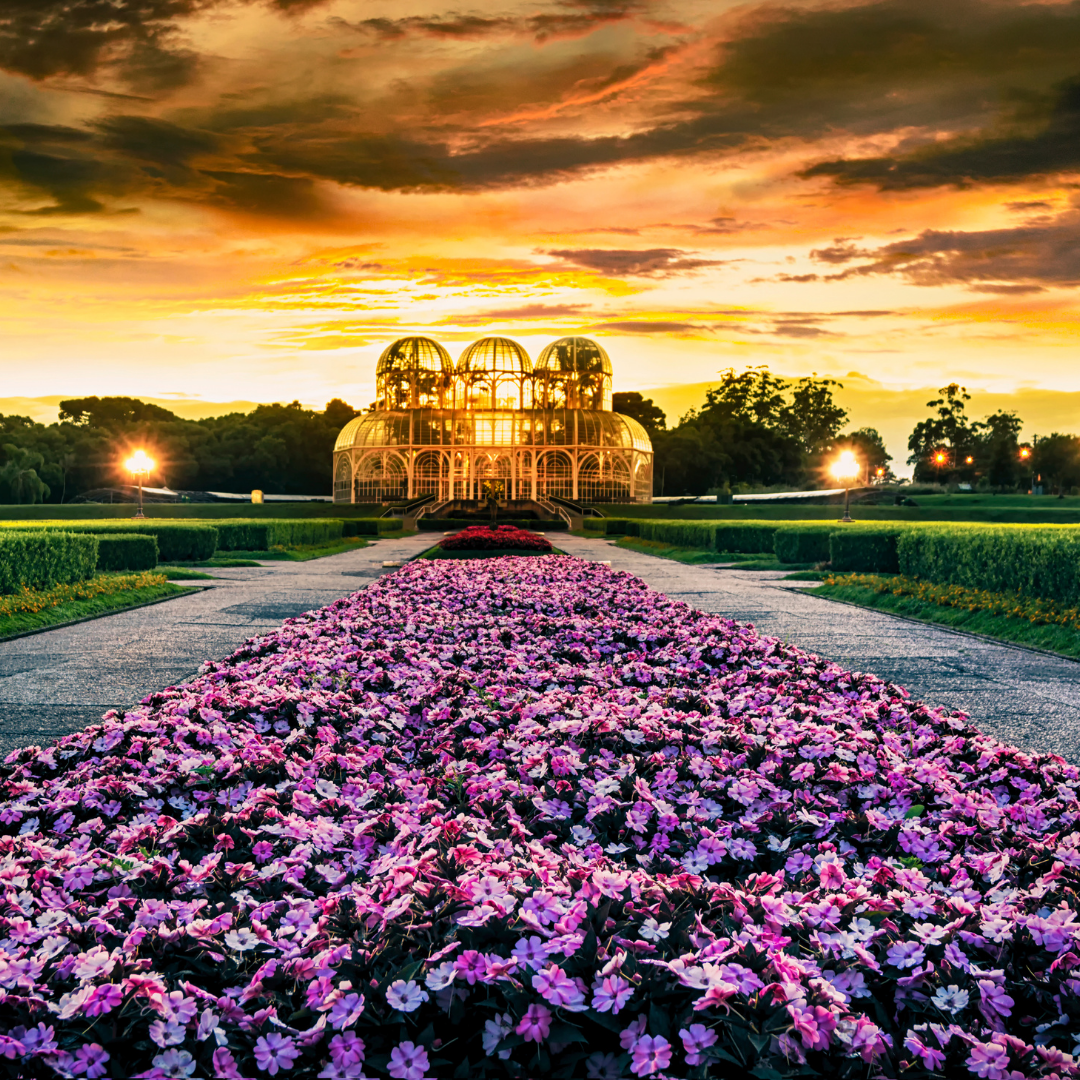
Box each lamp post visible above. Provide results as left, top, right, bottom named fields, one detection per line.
left=831, top=449, right=860, bottom=523
left=124, top=449, right=154, bottom=519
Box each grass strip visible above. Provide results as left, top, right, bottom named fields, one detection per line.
left=726, top=558, right=817, bottom=572
left=215, top=538, right=372, bottom=562
left=613, top=537, right=724, bottom=564
left=0, top=573, right=191, bottom=639
left=159, top=567, right=216, bottom=580
left=816, top=574, right=1080, bottom=659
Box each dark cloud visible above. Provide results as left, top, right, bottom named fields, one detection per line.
left=588, top=320, right=709, bottom=334
left=545, top=247, right=721, bottom=276
left=804, top=76, right=1080, bottom=190
left=810, top=240, right=871, bottom=265
left=818, top=212, right=1080, bottom=290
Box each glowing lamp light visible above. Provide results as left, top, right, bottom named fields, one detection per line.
left=965, top=456, right=974, bottom=465
left=1020, top=447, right=1032, bottom=460
left=124, top=449, right=155, bottom=518
left=124, top=449, right=154, bottom=476
left=831, top=449, right=859, bottom=522
left=830, top=449, right=860, bottom=482
left=934, top=451, right=947, bottom=465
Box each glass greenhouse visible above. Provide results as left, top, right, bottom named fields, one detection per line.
left=333, top=336, right=654, bottom=504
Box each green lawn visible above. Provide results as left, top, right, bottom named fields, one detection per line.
left=612, top=537, right=725, bottom=564
left=814, top=580, right=1080, bottom=660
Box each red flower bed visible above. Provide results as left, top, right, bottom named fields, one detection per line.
left=439, top=525, right=553, bottom=552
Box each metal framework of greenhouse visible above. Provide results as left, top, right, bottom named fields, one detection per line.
left=332, top=336, right=654, bottom=505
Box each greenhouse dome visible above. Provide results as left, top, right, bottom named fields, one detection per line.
left=333, top=335, right=653, bottom=505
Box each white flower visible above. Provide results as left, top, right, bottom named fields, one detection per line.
left=386, top=979, right=429, bottom=1013
left=482, top=1013, right=514, bottom=1060
left=224, top=928, right=259, bottom=952
left=639, top=918, right=671, bottom=942
left=424, top=962, right=456, bottom=991
left=932, top=984, right=970, bottom=1014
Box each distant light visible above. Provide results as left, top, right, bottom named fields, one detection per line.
left=830, top=449, right=859, bottom=482
left=934, top=451, right=947, bottom=465
left=125, top=449, right=154, bottom=475
left=1020, top=447, right=1032, bottom=459
left=964, top=456, right=973, bottom=465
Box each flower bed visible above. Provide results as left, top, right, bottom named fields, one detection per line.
left=438, top=524, right=553, bottom=552
left=1, top=558, right=1080, bottom=1078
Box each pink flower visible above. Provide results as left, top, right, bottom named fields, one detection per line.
left=516, top=1004, right=552, bottom=1043
left=787, top=1004, right=838, bottom=1051
left=904, top=1035, right=946, bottom=1070
left=212, top=1048, right=241, bottom=1078
left=388, top=1040, right=429, bottom=1079
left=592, top=974, right=634, bottom=1014
left=620, top=1015, right=648, bottom=1051
left=328, top=991, right=366, bottom=1027
left=84, top=984, right=123, bottom=1017
left=630, top=1034, right=672, bottom=1076
left=532, top=964, right=587, bottom=1010
left=254, top=1033, right=300, bottom=1075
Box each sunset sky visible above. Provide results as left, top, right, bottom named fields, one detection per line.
left=3, top=0, right=1080, bottom=468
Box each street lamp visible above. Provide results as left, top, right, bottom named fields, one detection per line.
left=124, top=449, right=154, bottom=519
left=831, top=449, right=860, bottom=523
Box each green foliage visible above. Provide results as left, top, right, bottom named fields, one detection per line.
left=0, top=522, right=218, bottom=562
left=0, top=444, right=50, bottom=504
left=829, top=525, right=910, bottom=573
left=213, top=519, right=345, bottom=550
left=95, top=534, right=159, bottom=571
left=0, top=531, right=98, bottom=593
left=611, top=392, right=666, bottom=433
left=899, top=525, right=1080, bottom=605
left=591, top=518, right=639, bottom=536
left=637, top=520, right=720, bottom=549
left=0, top=397, right=361, bottom=503
left=713, top=522, right=782, bottom=552
left=773, top=524, right=834, bottom=563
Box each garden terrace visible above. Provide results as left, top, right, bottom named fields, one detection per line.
left=0, top=558, right=1078, bottom=1077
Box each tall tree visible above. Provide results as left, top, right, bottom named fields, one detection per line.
left=612, top=392, right=666, bottom=433
left=0, top=445, right=50, bottom=504
left=907, top=383, right=975, bottom=480
left=780, top=376, right=849, bottom=454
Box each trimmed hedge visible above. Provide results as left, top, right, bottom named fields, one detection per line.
left=0, top=531, right=98, bottom=593
left=0, top=522, right=218, bottom=562
left=713, top=522, right=781, bottom=553
left=591, top=519, right=640, bottom=537
left=773, top=524, right=835, bottom=564
left=213, top=519, right=345, bottom=551
left=95, top=533, right=159, bottom=572
left=829, top=525, right=909, bottom=573
left=899, top=525, right=1080, bottom=605
left=637, top=520, right=719, bottom=549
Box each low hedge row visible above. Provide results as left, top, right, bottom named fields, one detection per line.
left=213, top=519, right=345, bottom=550
left=773, top=524, right=834, bottom=563
left=95, top=534, right=159, bottom=572
left=0, top=522, right=218, bottom=562
left=0, top=532, right=98, bottom=593
left=898, top=525, right=1080, bottom=605
left=606, top=519, right=782, bottom=552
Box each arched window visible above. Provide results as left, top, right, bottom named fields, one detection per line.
left=354, top=452, right=407, bottom=503
left=413, top=451, right=449, bottom=499
left=334, top=456, right=353, bottom=503
left=537, top=450, right=573, bottom=500
left=578, top=453, right=632, bottom=503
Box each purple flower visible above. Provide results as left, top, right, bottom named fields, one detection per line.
left=328, top=991, right=366, bottom=1027
left=386, top=981, right=427, bottom=1013
left=388, top=1041, right=429, bottom=1079
left=71, top=1044, right=110, bottom=1078
left=967, top=1039, right=1010, bottom=1078
left=629, top=1034, right=672, bottom=1076
left=254, top=1033, right=300, bottom=1075
left=679, top=1023, right=718, bottom=1065
left=886, top=941, right=925, bottom=970
left=591, top=974, right=633, bottom=1014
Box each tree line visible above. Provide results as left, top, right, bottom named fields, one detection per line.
left=0, top=397, right=359, bottom=503
left=613, top=367, right=891, bottom=497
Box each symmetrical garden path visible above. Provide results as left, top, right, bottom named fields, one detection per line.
left=2, top=530, right=1079, bottom=760
left=0, top=532, right=434, bottom=755
left=557, top=534, right=1080, bottom=761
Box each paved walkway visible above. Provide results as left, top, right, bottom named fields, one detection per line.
left=2, top=531, right=1078, bottom=761
left=557, top=534, right=1080, bottom=761
left=0, top=533, right=434, bottom=756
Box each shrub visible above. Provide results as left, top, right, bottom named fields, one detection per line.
left=712, top=521, right=781, bottom=553
left=0, top=531, right=98, bottom=593
left=829, top=525, right=910, bottom=573
left=213, top=520, right=345, bottom=550
left=0, top=522, right=218, bottom=562
left=596, top=518, right=638, bottom=536
left=636, top=520, right=717, bottom=548
left=899, top=524, right=1080, bottom=604
left=94, top=533, right=158, bottom=571
left=773, top=523, right=835, bottom=563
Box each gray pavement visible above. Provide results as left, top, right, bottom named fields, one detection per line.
left=2, top=531, right=1079, bottom=762
left=557, top=534, right=1080, bottom=761
left=0, top=533, right=434, bottom=756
